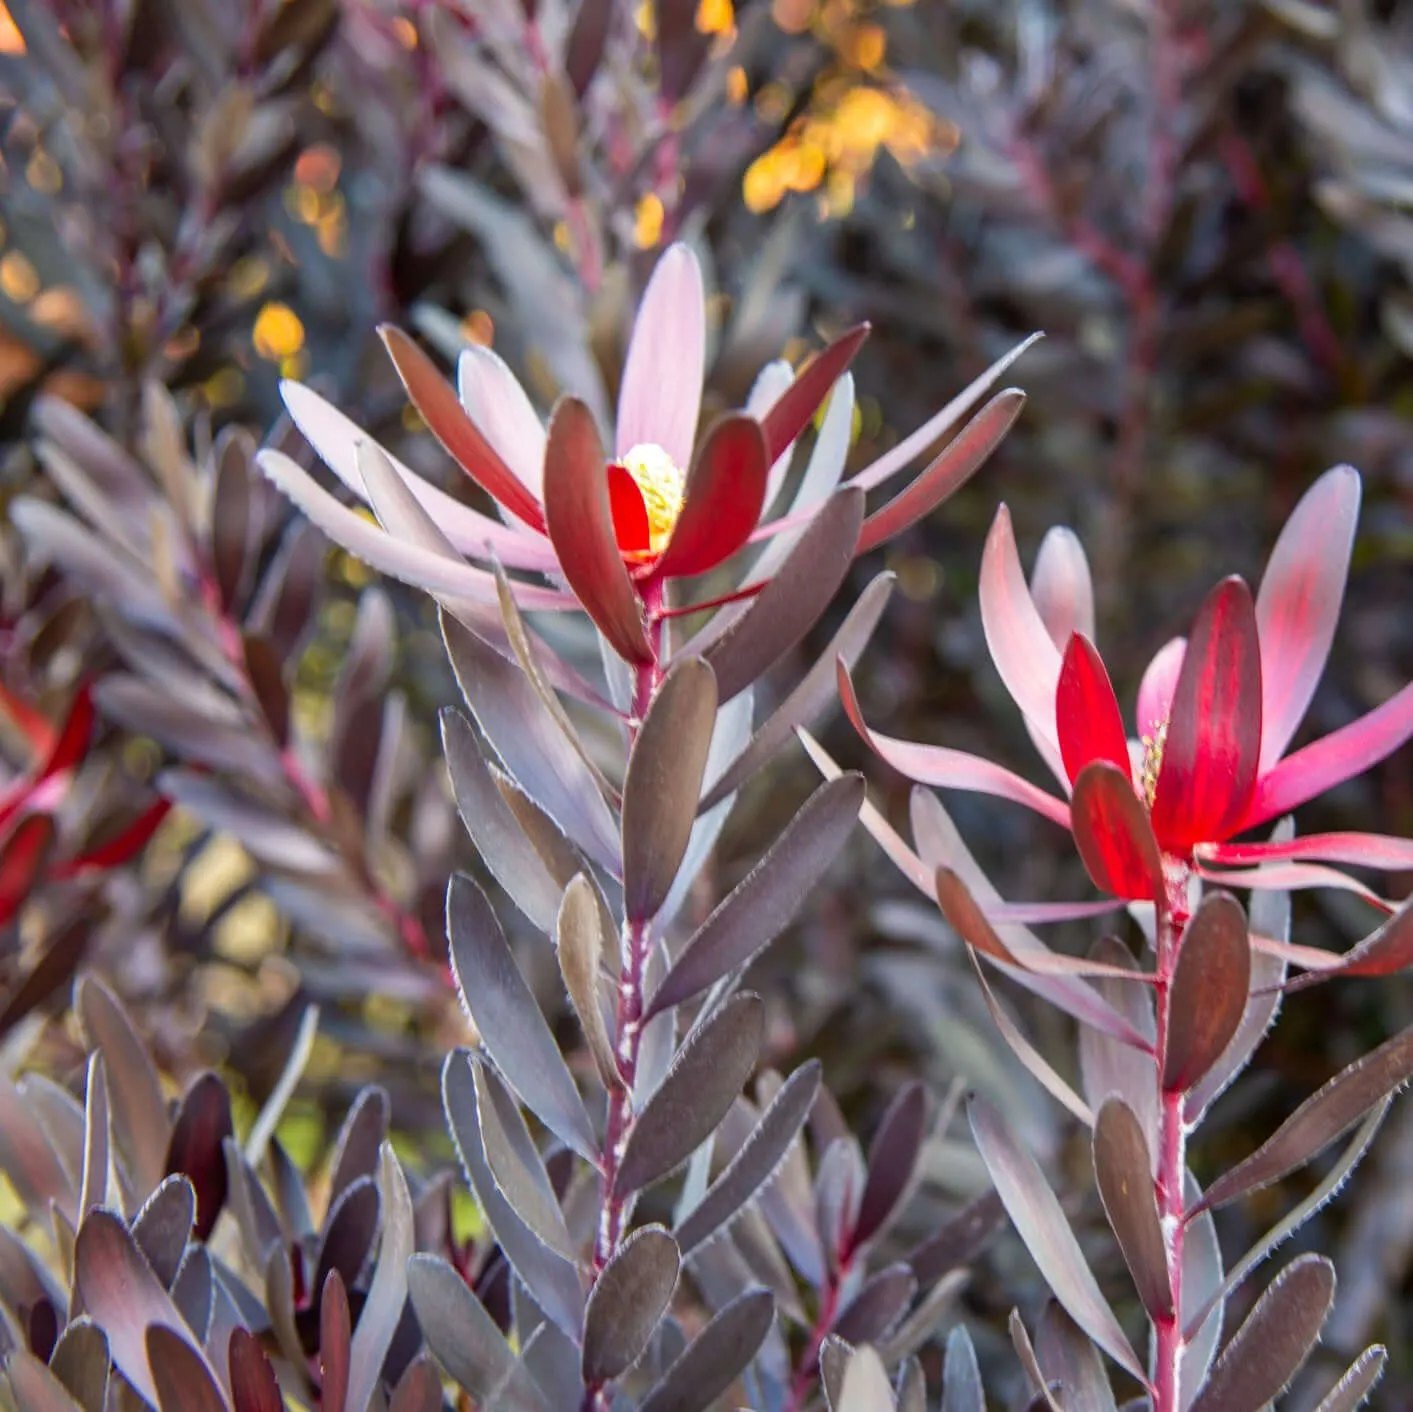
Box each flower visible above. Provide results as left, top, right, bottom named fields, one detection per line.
left=258, top=243, right=1037, bottom=671
left=842, top=466, right=1413, bottom=907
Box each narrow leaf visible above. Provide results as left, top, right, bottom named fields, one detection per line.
left=639, top=1288, right=774, bottom=1412
left=1164, top=893, right=1251, bottom=1093
left=837, top=1345, right=894, bottom=1412
left=1314, top=1346, right=1387, bottom=1412
left=557, top=874, right=621, bottom=1091
left=148, top=1325, right=227, bottom=1412
left=942, top=1325, right=984, bottom=1412
left=1092, top=1098, right=1172, bottom=1321
left=853, top=1082, right=933, bottom=1250
left=582, top=1225, right=680, bottom=1384
left=759, top=326, right=870, bottom=465
left=228, top=1327, right=283, bottom=1412
left=1035, top=1302, right=1117, bottom=1412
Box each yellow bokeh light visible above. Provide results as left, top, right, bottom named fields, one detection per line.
left=391, top=15, right=417, bottom=47
left=202, top=366, right=245, bottom=408
left=252, top=301, right=305, bottom=361
left=25, top=149, right=61, bottom=195
left=772, top=0, right=814, bottom=34
left=696, top=0, right=734, bottom=33
left=0, top=251, right=39, bottom=304
left=461, top=309, right=495, bottom=346
left=847, top=23, right=886, bottom=70
left=0, top=2, right=23, bottom=53
left=634, top=192, right=665, bottom=249
left=229, top=255, right=270, bottom=302
left=635, top=0, right=656, bottom=39
left=294, top=143, right=341, bottom=193
left=727, top=65, right=748, bottom=105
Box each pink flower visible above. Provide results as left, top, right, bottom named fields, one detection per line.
left=842, top=466, right=1413, bottom=906
left=259, top=243, right=1034, bottom=670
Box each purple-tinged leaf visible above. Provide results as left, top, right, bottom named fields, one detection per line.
left=1070, top=761, right=1165, bottom=904
left=74, top=1210, right=221, bottom=1405
left=1092, top=1098, right=1171, bottom=1321
left=1198, top=1024, right=1413, bottom=1212
left=1314, top=1345, right=1387, bottom=1412
left=615, top=995, right=764, bottom=1197
left=1151, top=577, right=1262, bottom=852
left=564, top=0, right=610, bottom=92
left=543, top=396, right=653, bottom=664
left=170, top=1245, right=213, bottom=1342
left=447, top=873, right=597, bottom=1162
left=1287, top=892, right=1413, bottom=990
left=943, top=1325, right=984, bottom=1412
left=557, top=874, right=621, bottom=1092
left=623, top=657, right=718, bottom=923
left=133, top=1176, right=196, bottom=1287
left=856, top=390, right=1024, bottom=555
left=836, top=1345, right=893, bottom=1412
left=1009, top=1310, right=1063, bottom=1412
left=1057, top=636, right=1131, bottom=787
left=320, top=1268, right=351, bottom=1412
left=442, top=708, right=563, bottom=933
left=649, top=775, right=863, bottom=1019
left=250, top=521, right=321, bottom=662
left=0, top=1068, right=73, bottom=1216
left=148, top=1324, right=227, bottom=1412
left=1035, top=1302, right=1117, bottom=1412
left=674, top=1061, right=820, bottom=1255
left=834, top=1263, right=917, bottom=1345
left=853, top=1083, right=933, bottom=1251
left=1164, top=893, right=1250, bottom=1094
left=407, top=1254, right=550, bottom=1411
left=312, top=1178, right=379, bottom=1307
left=165, top=1073, right=232, bottom=1242
left=3, top=1351, right=85, bottom=1411
left=443, top=611, right=619, bottom=875
left=815, top=1136, right=866, bottom=1275
left=1189, top=1255, right=1334, bottom=1412
left=759, top=326, right=870, bottom=467
left=701, top=573, right=893, bottom=811
left=48, top=1317, right=107, bottom=1412
left=655, top=416, right=767, bottom=579
left=1079, top=938, right=1158, bottom=1161
left=1255, top=466, right=1360, bottom=771
left=380, top=326, right=546, bottom=531
left=389, top=1358, right=441, bottom=1412
left=967, top=1094, right=1143, bottom=1381
left=897, top=1356, right=926, bottom=1412
left=639, top=1287, right=774, bottom=1412
left=326, top=1087, right=389, bottom=1212
left=701, top=487, right=864, bottom=704
left=229, top=1327, right=282, bottom=1412
left=1198, top=830, right=1413, bottom=870
left=345, top=1144, right=413, bottom=1412
left=76, top=976, right=171, bottom=1201
left=582, top=1226, right=680, bottom=1385
left=1031, top=526, right=1095, bottom=647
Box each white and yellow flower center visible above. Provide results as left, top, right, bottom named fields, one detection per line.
left=1138, top=718, right=1169, bottom=808
left=621, top=442, right=685, bottom=554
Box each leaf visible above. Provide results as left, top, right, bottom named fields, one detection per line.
left=648, top=774, right=864, bottom=1019
left=967, top=1095, right=1143, bottom=1380
left=0, top=813, right=54, bottom=924
left=245, top=1004, right=320, bottom=1169
left=345, top=1144, right=414, bottom=1412
left=833, top=1263, right=917, bottom=1345
left=638, top=1287, right=775, bottom=1412
left=1198, top=1023, right=1413, bottom=1212
left=622, top=657, right=718, bottom=923
left=1314, top=1346, right=1387, bottom=1412
left=389, top=1358, right=443, bottom=1412
left=321, top=1269, right=351, bottom=1412
left=1070, top=762, right=1165, bottom=903
left=907, top=1190, right=1005, bottom=1286
left=242, top=634, right=289, bottom=747
left=1010, top=1310, right=1063, bottom=1412
left=1164, top=893, right=1251, bottom=1093
left=132, top=1175, right=196, bottom=1287
left=0, top=1069, right=73, bottom=1215
left=701, top=487, right=865, bottom=703
left=148, top=1324, right=228, bottom=1412
left=1092, top=1098, right=1172, bottom=1321
left=700, top=573, right=894, bottom=811
left=853, top=1081, right=933, bottom=1251
left=312, top=1177, right=379, bottom=1306
left=674, top=1060, right=820, bottom=1254
left=542, top=397, right=652, bottom=664
left=582, top=1225, right=680, bottom=1385
left=557, top=874, right=621, bottom=1091
left=165, top=1073, right=232, bottom=1242
left=564, top=0, right=610, bottom=92
left=1078, top=937, right=1158, bottom=1156
left=73, top=1210, right=220, bottom=1406
left=615, top=995, right=764, bottom=1197
left=407, top=1254, right=549, bottom=1412
left=820, top=1336, right=853, bottom=1410
left=3, top=1352, right=84, bottom=1412
left=1056, top=636, right=1131, bottom=786
left=327, top=1087, right=390, bottom=1210
left=836, top=1345, right=895, bottom=1412
left=49, top=1318, right=107, bottom=1412
left=1035, top=1303, right=1117, bottom=1412
left=896, top=1357, right=926, bottom=1412
left=942, top=1325, right=984, bottom=1412
left=447, top=873, right=597, bottom=1162
left=228, top=1327, right=283, bottom=1412
left=77, top=976, right=171, bottom=1197
left=1189, top=1255, right=1335, bottom=1412
left=759, top=326, right=870, bottom=466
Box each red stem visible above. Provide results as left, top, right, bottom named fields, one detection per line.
left=783, top=1257, right=851, bottom=1412
left=582, top=580, right=667, bottom=1412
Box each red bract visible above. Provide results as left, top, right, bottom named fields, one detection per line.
left=259, top=243, right=1036, bottom=667
left=843, top=467, right=1413, bottom=906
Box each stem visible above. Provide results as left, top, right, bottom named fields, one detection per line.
left=583, top=582, right=666, bottom=1412
left=1153, top=876, right=1191, bottom=1412
left=784, top=1259, right=850, bottom=1412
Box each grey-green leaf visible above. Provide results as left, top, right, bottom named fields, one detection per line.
left=582, top=1225, right=681, bottom=1385
left=1314, top=1346, right=1387, bottom=1412
left=942, top=1325, right=984, bottom=1412
left=557, top=874, right=621, bottom=1092
left=638, top=1287, right=775, bottom=1412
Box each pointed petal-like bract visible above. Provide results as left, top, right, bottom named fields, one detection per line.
left=759, top=325, right=870, bottom=467
left=1256, top=466, right=1360, bottom=772
left=1246, top=679, right=1413, bottom=829
left=1056, top=635, right=1131, bottom=787
left=1070, top=762, right=1165, bottom=903
left=380, top=326, right=548, bottom=531
left=1031, top=526, right=1095, bottom=647
left=542, top=398, right=653, bottom=664
left=1151, top=577, right=1262, bottom=852
left=653, top=415, right=767, bottom=579
left=979, top=505, right=1063, bottom=754
left=1198, top=831, right=1413, bottom=871
left=616, top=244, right=705, bottom=469
left=1135, top=636, right=1186, bottom=739
left=458, top=345, right=547, bottom=494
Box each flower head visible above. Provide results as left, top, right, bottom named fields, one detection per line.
left=258, top=242, right=1036, bottom=674
left=843, top=467, right=1413, bottom=907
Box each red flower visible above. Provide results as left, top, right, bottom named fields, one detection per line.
left=260, top=243, right=1034, bottom=669
left=843, top=467, right=1413, bottom=907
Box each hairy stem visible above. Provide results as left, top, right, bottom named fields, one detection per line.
left=584, top=583, right=666, bottom=1411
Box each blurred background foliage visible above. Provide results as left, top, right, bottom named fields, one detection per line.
left=0, top=0, right=1411, bottom=1403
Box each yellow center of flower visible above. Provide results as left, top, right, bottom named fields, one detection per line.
left=622, top=442, right=685, bottom=554
left=1138, top=718, right=1169, bottom=808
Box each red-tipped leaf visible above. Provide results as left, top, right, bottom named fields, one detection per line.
left=759, top=324, right=870, bottom=466
left=1070, top=761, right=1165, bottom=903
left=1056, top=635, right=1131, bottom=786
